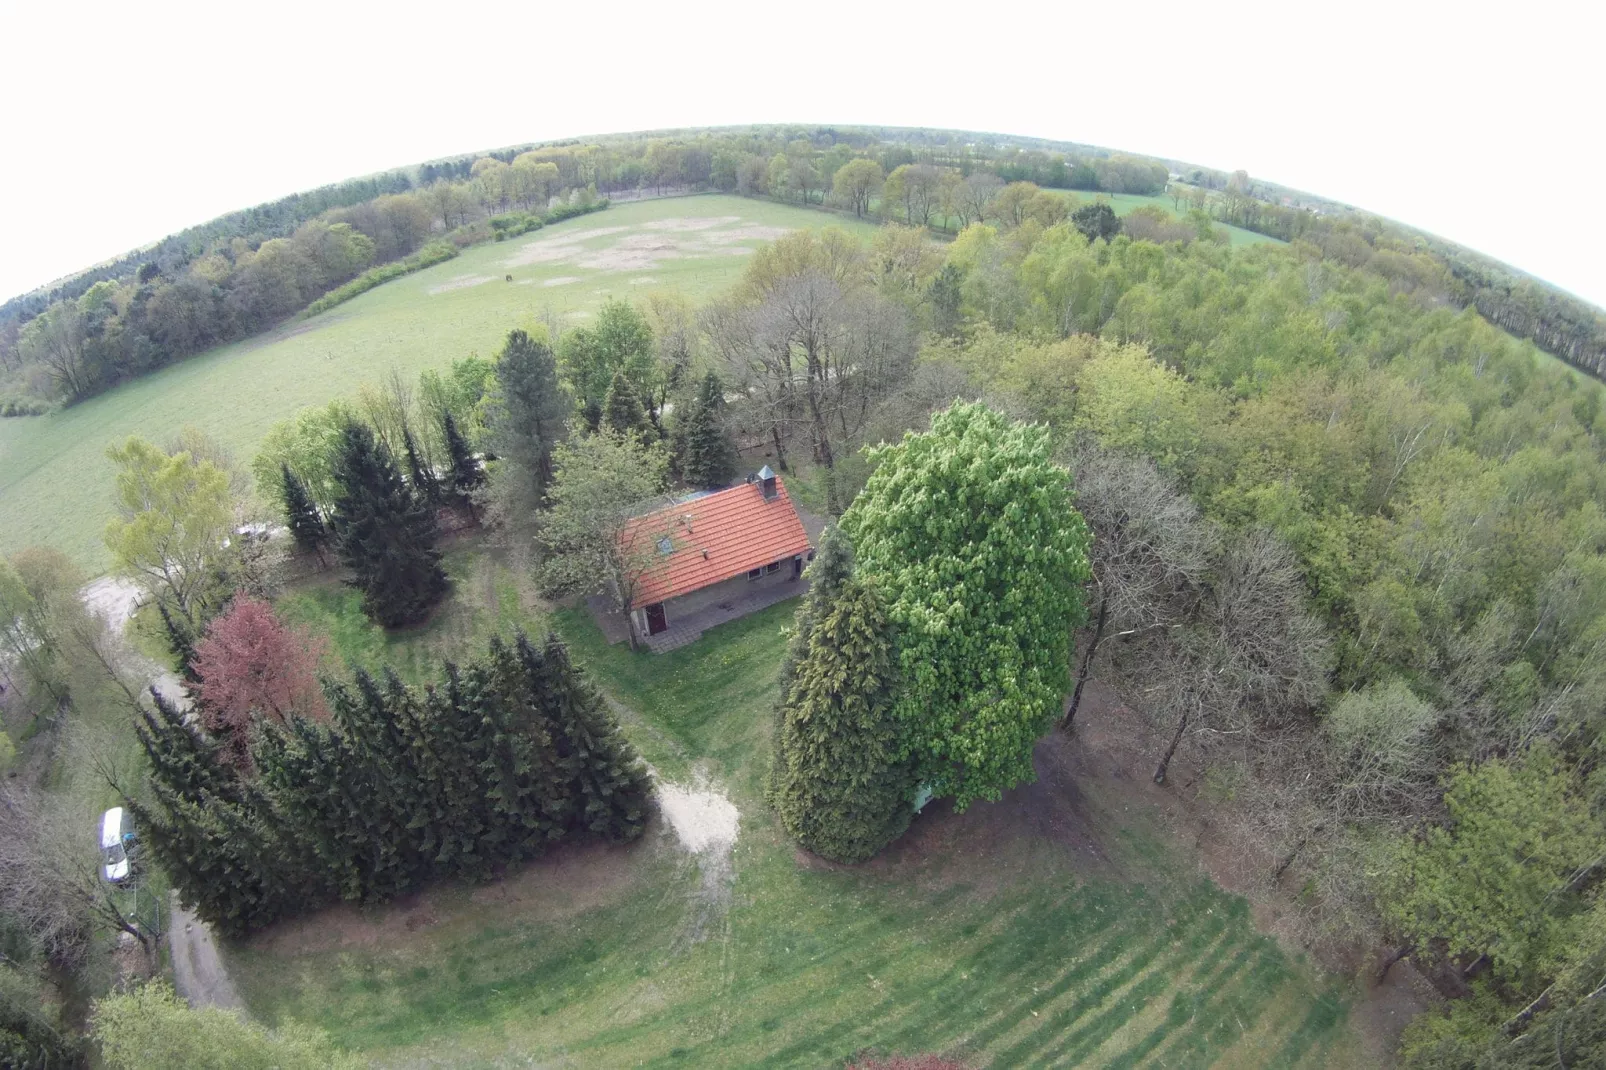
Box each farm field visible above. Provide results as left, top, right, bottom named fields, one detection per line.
left=225, top=583, right=1360, bottom=1068
left=0, top=195, right=876, bottom=573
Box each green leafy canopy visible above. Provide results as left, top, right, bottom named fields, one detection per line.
left=842, top=402, right=1091, bottom=809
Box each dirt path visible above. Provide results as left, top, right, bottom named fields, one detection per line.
left=79, top=575, right=248, bottom=1014
left=169, top=895, right=243, bottom=1011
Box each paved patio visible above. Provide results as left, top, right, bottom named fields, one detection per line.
left=643, top=578, right=807, bottom=653
left=587, top=580, right=808, bottom=654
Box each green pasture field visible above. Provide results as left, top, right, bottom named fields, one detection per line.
left=1053, top=190, right=1281, bottom=249
left=0, top=196, right=876, bottom=573
left=226, top=569, right=1359, bottom=1068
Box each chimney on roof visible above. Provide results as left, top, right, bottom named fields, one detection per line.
left=757, top=465, right=777, bottom=501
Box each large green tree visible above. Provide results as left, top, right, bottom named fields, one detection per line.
left=485, top=328, right=569, bottom=514
left=558, top=299, right=656, bottom=429
left=1382, top=757, right=1602, bottom=984
left=104, top=436, right=236, bottom=630
left=769, top=528, right=915, bottom=862
left=538, top=431, right=672, bottom=631
left=329, top=421, right=448, bottom=628
left=841, top=402, right=1091, bottom=808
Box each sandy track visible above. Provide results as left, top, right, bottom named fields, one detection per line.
left=169, top=895, right=243, bottom=1011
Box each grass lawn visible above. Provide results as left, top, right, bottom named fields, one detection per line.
left=0, top=196, right=877, bottom=573
left=225, top=571, right=1359, bottom=1068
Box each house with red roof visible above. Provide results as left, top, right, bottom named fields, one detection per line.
left=617, top=467, right=814, bottom=650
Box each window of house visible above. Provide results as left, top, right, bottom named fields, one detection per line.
left=747, top=567, right=762, bottom=580
left=765, top=561, right=782, bottom=574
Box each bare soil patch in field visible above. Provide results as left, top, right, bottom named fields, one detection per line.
left=699, top=224, right=792, bottom=244
left=642, top=215, right=742, bottom=231
left=503, top=226, right=631, bottom=267
left=541, top=275, right=582, bottom=287
left=502, top=217, right=793, bottom=274
left=426, top=274, right=497, bottom=295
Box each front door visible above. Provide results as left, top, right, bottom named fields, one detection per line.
left=645, top=603, right=668, bottom=635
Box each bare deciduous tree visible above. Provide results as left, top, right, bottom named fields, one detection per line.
left=0, top=784, right=151, bottom=965
left=1107, top=526, right=1329, bottom=784
left=1063, top=444, right=1217, bottom=728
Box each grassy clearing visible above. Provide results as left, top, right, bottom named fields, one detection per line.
left=275, top=542, right=549, bottom=688
left=1051, top=190, right=1282, bottom=249
left=226, top=576, right=1357, bottom=1067
left=0, top=196, right=876, bottom=573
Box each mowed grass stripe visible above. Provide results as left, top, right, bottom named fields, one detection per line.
left=984, top=896, right=1233, bottom=1065
left=1150, top=947, right=1302, bottom=1069
left=1265, top=989, right=1349, bottom=1069
left=1101, top=941, right=1267, bottom=1069
left=950, top=893, right=1193, bottom=1057
left=756, top=888, right=1098, bottom=1064
left=867, top=895, right=1156, bottom=1057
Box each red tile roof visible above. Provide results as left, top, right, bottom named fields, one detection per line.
left=621, top=478, right=813, bottom=609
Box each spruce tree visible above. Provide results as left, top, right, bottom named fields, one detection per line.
left=441, top=411, right=484, bottom=502
left=135, top=687, right=239, bottom=802
left=472, top=636, right=572, bottom=860
left=402, top=427, right=441, bottom=505
left=602, top=368, right=651, bottom=438
left=534, top=632, right=651, bottom=842
left=768, top=528, right=916, bottom=863
left=412, top=663, right=496, bottom=879
left=678, top=370, right=737, bottom=490
left=158, top=599, right=200, bottom=682
left=280, top=463, right=330, bottom=562
left=487, top=328, right=568, bottom=499
left=324, top=669, right=430, bottom=897
left=132, top=690, right=294, bottom=934
left=330, top=421, right=448, bottom=628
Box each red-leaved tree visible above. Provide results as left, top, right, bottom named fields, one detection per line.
left=192, top=594, right=329, bottom=767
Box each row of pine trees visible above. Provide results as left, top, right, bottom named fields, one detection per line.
left=130, top=632, right=651, bottom=936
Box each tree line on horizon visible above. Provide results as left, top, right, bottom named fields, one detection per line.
left=5, top=126, right=1603, bottom=413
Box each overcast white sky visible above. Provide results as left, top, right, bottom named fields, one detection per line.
left=2, top=0, right=1601, bottom=308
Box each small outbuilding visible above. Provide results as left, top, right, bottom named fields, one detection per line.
left=619, top=467, right=813, bottom=650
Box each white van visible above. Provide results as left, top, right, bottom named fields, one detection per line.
left=99, top=807, right=135, bottom=884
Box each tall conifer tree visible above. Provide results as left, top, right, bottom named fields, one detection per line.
left=678, top=370, right=737, bottom=489
left=768, top=528, right=916, bottom=863
left=487, top=329, right=568, bottom=500
left=329, top=421, right=448, bottom=627
left=402, top=427, right=441, bottom=505
left=280, top=463, right=330, bottom=563
left=158, top=599, right=200, bottom=682
left=602, top=369, right=652, bottom=438
left=441, top=411, right=484, bottom=503
left=534, top=633, right=651, bottom=841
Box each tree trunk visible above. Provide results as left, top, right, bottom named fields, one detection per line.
left=1063, top=593, right=1108, bottom=730
left=1503, top=984, right=1554, bottom=1036
left=1274, top=828, right=1322, bottom=880
left=1378, top=943, right=1412, bottom=983
left=1153, top=700, right=1190, bottom=785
